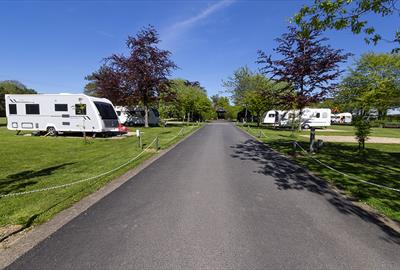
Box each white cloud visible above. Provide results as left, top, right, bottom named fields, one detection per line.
left=170, top=0, right=234, bottom=31
left=162, top=0, right=235, bottom=49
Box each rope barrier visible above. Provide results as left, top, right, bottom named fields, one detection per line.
left=0, top=138, right=158, bottom=198
left=0, top=124, right=194, bottom=198
left=0, top=126, right=198, bottom=198
left=293, top=142, right=400, bottom=193
left=243, top=126, right=400, bottom=193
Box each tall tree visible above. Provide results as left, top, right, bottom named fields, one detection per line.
left=223, top=66, right=254, bottom=105
left=241, top=75, right=280, bottom=126
left=337, top=52, right=400, bottom=118
left=210, top=95, right=230, bottom=110
left=86, top=26, right=177, bottom=127
left=159, top=79, right=214, bottom=122
left=293, top=0, right=400, bottom=52
left=258, top=26, right=350, bottom=129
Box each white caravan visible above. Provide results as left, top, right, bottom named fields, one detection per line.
left=332, top=112, right=352, bottom=124
left=5, top=94, right=120, bottom=135
left=116, top=106, right=160, bottom=126
left=263, top=108, right=331, bottom=128
left=115, top=106, right=129, bottom=125
left=263, top=110, right=286, bottom=126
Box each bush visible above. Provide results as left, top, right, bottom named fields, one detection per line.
left=353, top=116, right=371, bottom=150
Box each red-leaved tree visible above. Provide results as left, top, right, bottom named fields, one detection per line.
left=257, top=26, right=351, bottom=129
left=86, top=25, right=177, bottom=127
left=84, top=65, right=125, bottom=105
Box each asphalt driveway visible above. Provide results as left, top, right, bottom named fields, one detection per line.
left=6, top=122, right=400, bottom=269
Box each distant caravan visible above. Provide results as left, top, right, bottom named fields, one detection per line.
left=263, top=108, right=331, bottom=129
left=5, top=94, right=123, bottom=136
left=115, top=106, right=160, bottom=126
left=332, top=112, right=352, bottom=124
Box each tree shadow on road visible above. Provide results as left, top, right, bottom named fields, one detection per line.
left=230, top=139, right=400, bottom=245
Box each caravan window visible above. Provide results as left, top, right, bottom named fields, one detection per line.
left=315, top=112, right=321, bottom=118
left=55, top=104, right=68, bottom=112
left=9, top=104, right=17, bottom=114
left=26, top=104, right=40, bottom=115
left=75, top=104, right=87, bottom=115
left=94, top=102, right=118, bottom=120
left=268, top=113, right=275, bottom=117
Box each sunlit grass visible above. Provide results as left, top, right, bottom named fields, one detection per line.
left=239, top=124, right=400, bottom=222
left=0, top=117, right=200, bottom=227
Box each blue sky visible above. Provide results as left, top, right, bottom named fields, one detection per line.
left=0, top=0, right=398, bottom=97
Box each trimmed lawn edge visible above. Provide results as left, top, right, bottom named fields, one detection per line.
left=236, top=125, right=400, bottom=234
left=0, top=125, right=203, bottom=268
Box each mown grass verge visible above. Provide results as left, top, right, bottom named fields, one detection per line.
left=238, top=124, right=400, bottom=222
left=0, top=117, right=201, bottom=228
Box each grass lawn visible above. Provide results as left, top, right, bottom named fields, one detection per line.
left=297, top=124, right=400, bottom=138
left=0, top=117, right=200, bottom=228
left=239, top=124, right=400, bottom=222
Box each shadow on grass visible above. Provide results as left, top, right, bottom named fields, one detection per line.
left=230, top=139, right=400, bottom=245
left=0, top=163, right=75, bottom=196
left=0, top=188, right=85, bottom=242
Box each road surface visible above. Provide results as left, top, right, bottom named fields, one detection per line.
left=6, top=122, right=400, bottom=269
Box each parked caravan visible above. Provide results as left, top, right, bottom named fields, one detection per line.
left=263, top=108, right=331, bottom=128
left=263, top=110, right=285, bottom=125
left=117, top=106, right=159, bottom=126
left=332, top=112, right=352, bottom=124
left=5, top=94, right=121, bottom=135
left=115, top=106, right=129, bottom=125
left=301, top=108, right=331, bottom=128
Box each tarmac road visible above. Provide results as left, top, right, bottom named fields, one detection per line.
left=6, top=122, right=400, bottom=269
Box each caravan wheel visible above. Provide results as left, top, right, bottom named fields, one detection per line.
left=302, top=124, right=310, bottom=130
left=46, top=126, right=57, bottom=136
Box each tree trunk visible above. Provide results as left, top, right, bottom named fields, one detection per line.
left=144, top=104, right=149, bottom=128
left=309, top=127, right=315, bottom=153
left=298, top=108, right=303, bottom=131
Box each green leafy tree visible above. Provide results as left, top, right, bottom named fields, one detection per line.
left=337, top=53, right=400, bottom=119
left=211, top=95, right=230, bottom=109
left=353, top=115, right=372, bottom=150
left=159, top=79, right=214, bottom=122
left=335, top=53, right=400, bottom=150
left=0, top=80, right=36, bottom=116
left=294, top=0, right=400, bottom=52
left=241, top=75, right=280, bottom=126
left=224, top=67, right=284, bottom=124
left=223, top=66, right=254, bottom=105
